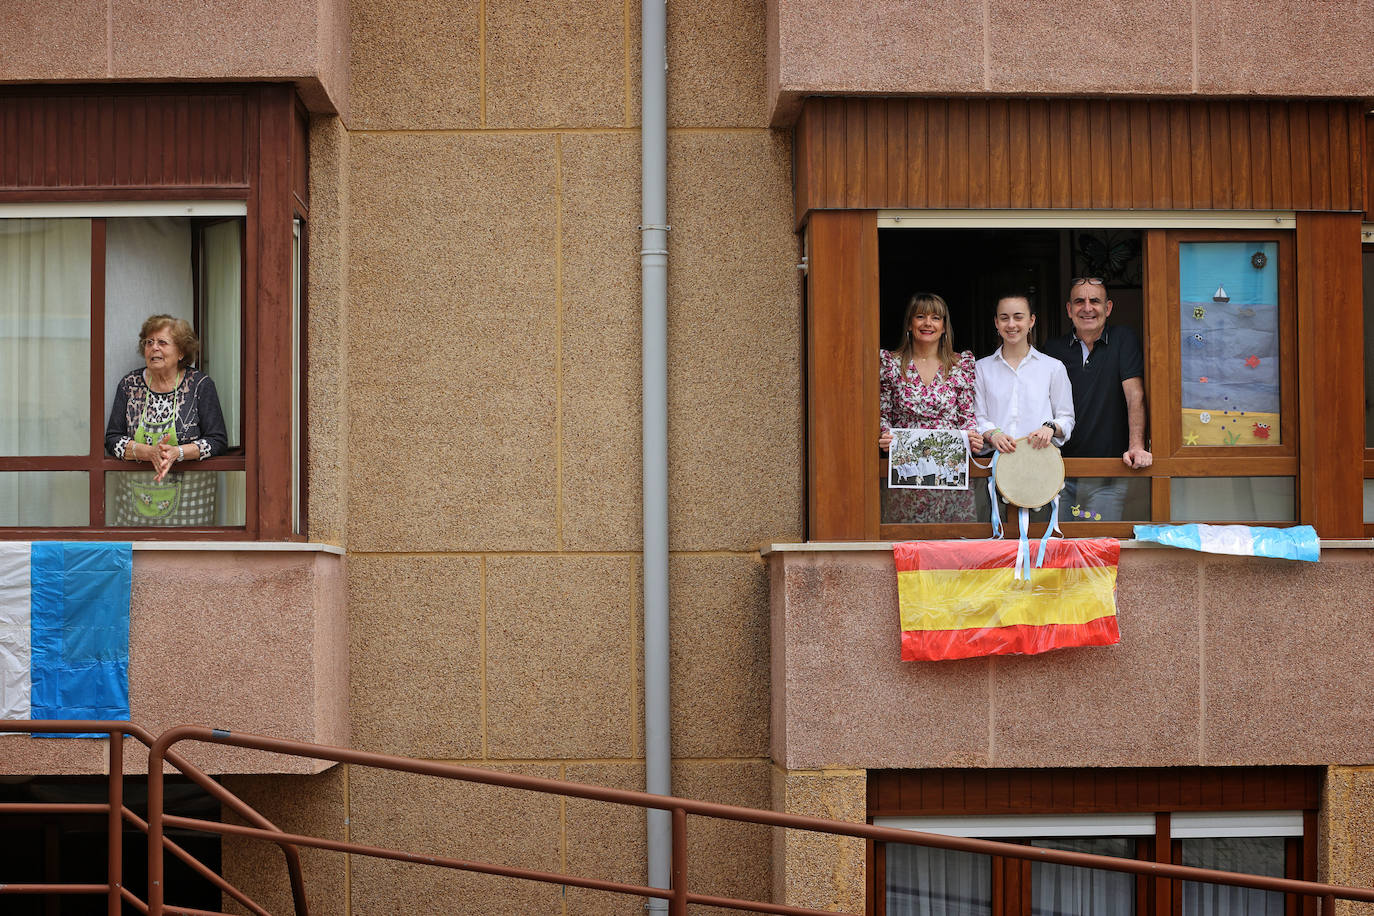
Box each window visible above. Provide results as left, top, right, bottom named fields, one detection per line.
left=0, top=85, right=309, bottom=539
left=869, top=218, right=1301, bottom=539
left=1363, top=231, right=1374, bottom=531
left=868, top=768, right=1319, bottom=916
left=0, top=210, right=247, bottom=529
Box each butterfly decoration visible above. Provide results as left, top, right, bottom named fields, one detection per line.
left=1075, top=230, right=1142, bottom=285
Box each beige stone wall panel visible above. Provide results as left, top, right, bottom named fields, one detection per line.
left=346, top=132, right=560, bottom=552
left=670, top=555, right=771, bottom=758
left=307, top=115, right=350, bottom=544
left=559, top=133, right=644, bottom=551
left=348, top=764, right=564, bottom=914
left=485, top=556, right=637, bottom=758
left=349, top=0, right=481, bottom=130
left=986, top=0, right=1193, bottom=93
left=666, top=130, right=802, bottom=551
left=674, top=759, right=774, bottom=911
left=564, top=761, right=648, bottom=914
left=1196, top=0, right=1374, bottom=96
left=0, top=0, right=107, bottom=80
left=485, top=0, right=627, bottom=128
left=347, top=555, right=483, bottom=758
left=1323, top=766, right=1374, bottom=916
left=221, top=769, right=347, bottom=916
left=771, top=767, right=866, bottom=913
left=668, top=0, right=770, bottom=128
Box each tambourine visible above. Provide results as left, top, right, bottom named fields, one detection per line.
left=994, top=437, right=1065, bottom=510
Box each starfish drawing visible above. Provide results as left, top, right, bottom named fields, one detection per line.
left=1244, top=354, right=1261, bottom=368
left=1183, top=431, right=1200, bottom=446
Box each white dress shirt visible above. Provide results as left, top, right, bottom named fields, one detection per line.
left=973, top=346, right=1076, bottom=445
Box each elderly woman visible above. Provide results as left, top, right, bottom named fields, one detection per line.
left=105, top=315, right=227, bottom=524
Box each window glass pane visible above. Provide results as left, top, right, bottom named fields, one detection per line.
left=1365, top=480, right=1374, bottom=524
left=1031, top=837, right=1135, bottom=916
left=1181, top=837, right=1284, bottom=916
left=105, top=470, right=245, bottom=527
left=0, top=219, right=91, bottom=456
left=202, top=220, right=242, bottom=448
left=0, top=472, right=89, bottom=526
left=886, top=844, right=991, bottom=916
left=1179, top=241, right=1280, bottom=447
left=1062, top=477, right=1150, bottom=521
left=1170, top=477, right=1294, bottom=522
left=881, top=474, right=981, bottom=524
left=104, top=217, right=194, bottom=425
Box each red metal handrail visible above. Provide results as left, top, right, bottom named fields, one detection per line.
left=0, top=720, right=307, bottom=916
left=143, top=724, right=1374, bottom=916
left=7, top=720, right=1374, bottom=916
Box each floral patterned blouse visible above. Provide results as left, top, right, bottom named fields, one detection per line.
left=880, top=349, right=978, bottom=436
left=879, top=349, right=979, bottom=524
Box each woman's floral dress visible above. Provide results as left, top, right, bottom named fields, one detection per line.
left=880, top=349, right=978, bottom=523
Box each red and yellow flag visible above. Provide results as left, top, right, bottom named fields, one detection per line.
left=894, top=538, right=1120, bottom=661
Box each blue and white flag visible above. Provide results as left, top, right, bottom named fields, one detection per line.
left=0, top=542, right=132, bottom=730
left=1132, top=524, right=1319, bottom=563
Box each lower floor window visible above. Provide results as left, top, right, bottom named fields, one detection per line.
left=869, top=768, right=1318, bottom=916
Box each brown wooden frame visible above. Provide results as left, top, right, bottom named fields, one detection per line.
left=807, top=212, right=1366, bottom=540
left=866, top=767, right=1321, bottom=916
left=1362, top=240, right=1373, bottom=537
left=0, top=84, right=304, bottom=540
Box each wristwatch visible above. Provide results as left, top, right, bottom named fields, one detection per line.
left=1042, top=421, right=1060, bottom=436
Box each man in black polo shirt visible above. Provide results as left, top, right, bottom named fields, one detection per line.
left=1042, top=278, right=1152, bottom=520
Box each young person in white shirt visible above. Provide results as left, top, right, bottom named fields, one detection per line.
left=974, top=293, right=1076, bottom=454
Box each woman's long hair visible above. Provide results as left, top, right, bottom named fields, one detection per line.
left=895, top=292, right=956, bottom=377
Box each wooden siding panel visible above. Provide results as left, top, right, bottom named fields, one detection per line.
left=793, top=98, right=1366, bottom=226
left=0, top=89, right=256, bottom=192
left=866, top=768, right=1323, bottom=817
left=1365, top=113, right=1373, bottom=218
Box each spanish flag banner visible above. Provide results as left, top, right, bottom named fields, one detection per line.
left=894, top=538, right=1120, bottom=661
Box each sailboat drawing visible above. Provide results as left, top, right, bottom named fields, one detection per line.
left=1212, top=284, right=1229, bottom=303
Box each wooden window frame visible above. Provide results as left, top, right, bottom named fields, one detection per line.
left=805, top=210, right=1366, bottom=541
left=0, top=84, right=307, bottom=540
left=865, top=767, right=1321, bottom=916
left=1363, top=240, right=1374, bottom=537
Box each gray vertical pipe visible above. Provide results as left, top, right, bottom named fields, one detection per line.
left=640, top=0, right=671, bottom=907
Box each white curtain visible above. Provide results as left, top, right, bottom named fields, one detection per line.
left=1030, top=837, right=1135, bottom=916
left=202, top=221, right=244, bottom=525
left=886, top=845, right=991, bottom=916
left=103, top=217, right=194, bottom=422
left=0, top=219, right=91, bottom=525
left=1181, top=838, right=1285, bottom=916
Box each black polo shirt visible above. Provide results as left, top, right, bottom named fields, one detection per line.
left=1041, top=325, right=1144, bottom=459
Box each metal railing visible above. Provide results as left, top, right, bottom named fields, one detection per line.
left=8, top=720, right=1374, bottom=916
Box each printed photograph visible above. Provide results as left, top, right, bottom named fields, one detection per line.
left=888, top=428, right=970, bottom=490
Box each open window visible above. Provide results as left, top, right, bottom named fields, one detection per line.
left=871, top=220, right=1298, bottom=539
left=0, top=85, right=309, bottom=539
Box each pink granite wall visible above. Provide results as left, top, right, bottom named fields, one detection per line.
left=0, top=0, right=348, bottom=114
left=767, top=0, right=1374, bottom=123
left=770, top=546, right=1374, bottom=770
left=1, top=550, right=347, bottom=776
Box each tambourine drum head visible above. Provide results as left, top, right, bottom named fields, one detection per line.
left=995, top=438, right=1065, bottom=509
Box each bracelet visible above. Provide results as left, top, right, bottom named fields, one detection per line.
left=177, top=445, right=185, bottom=462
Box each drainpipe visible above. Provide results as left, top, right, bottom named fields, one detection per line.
left=640, top=0, right=671, bottom=906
